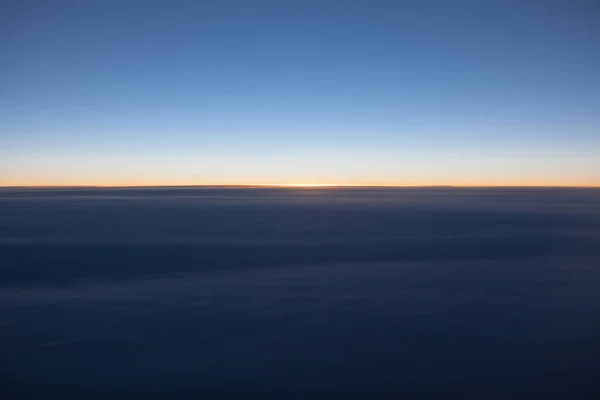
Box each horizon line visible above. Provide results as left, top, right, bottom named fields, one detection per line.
left=1, top=184, right=599, bottom=189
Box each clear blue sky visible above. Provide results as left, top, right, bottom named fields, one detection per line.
left=2, top=0, right=599, bottom=186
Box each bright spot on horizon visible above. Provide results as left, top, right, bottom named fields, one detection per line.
left=266, top=183, right=349, bottom=188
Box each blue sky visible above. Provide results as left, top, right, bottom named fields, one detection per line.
left=1, top=0, right=599, bottom=186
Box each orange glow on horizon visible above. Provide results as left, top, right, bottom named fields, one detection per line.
left=0, top=175, right=599, bottom=189
left=0, top=179, right=599, bottom=188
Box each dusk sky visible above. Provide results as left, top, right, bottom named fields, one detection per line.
left=2, top=0, right=599, bottom=186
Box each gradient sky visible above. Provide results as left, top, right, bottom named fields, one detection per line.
left=1, top=0, right=599, bottom=186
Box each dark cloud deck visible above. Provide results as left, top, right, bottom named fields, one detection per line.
left=1, top=187, right=600, bottom=398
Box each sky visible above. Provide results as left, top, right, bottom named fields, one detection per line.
left=1, top=0, right=599, bottom=186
